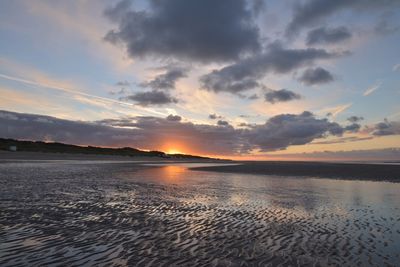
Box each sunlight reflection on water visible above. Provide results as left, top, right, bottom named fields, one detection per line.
left=1, top=161, right=399, bottom=266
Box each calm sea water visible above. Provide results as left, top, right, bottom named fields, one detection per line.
left=1, top=161, right=399, bottom=266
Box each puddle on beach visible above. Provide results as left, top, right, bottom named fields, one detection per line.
left=0, top=161, right=399, bottom=266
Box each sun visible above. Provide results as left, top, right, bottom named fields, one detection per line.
left=167, top=149, right=182, bottom=154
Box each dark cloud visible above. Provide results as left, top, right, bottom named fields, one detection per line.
left=344, top=123, right=361, bottom=133
left=371, top=119, right=400, bottom=136
left=347, top=116, right=364, bottom=123
left=299, top=67, right=334, bottom=85
left=104, top=0, right=132, bottom=22
left=166, top=114, right=182, bottom=122
left=209, top=114, right=222, bottom=120
left=247, top=111, right=344, bottom=151
left=122, top=90, right=178, bottom=106
left=0, top=110, right=356, bottom=155
left=217, top=120, right=230, bottom=126
left=264, top=89, right=301, bottom=104
left=306, top=26, right=352, bottom=45
left=140, top=67, right=187, bottom=90
left=0, top=110, right=244, bottom=155
left=200, top=43, right=343, bottom=94
left=250, top=0, right=267, bottom=17
left=247, top=94, right=259, bottom=100
left=104, top=0, right=260, bottom=63
left=285, top=0, right=400, bottom=37
left=0, top=110, right=138, bottom=147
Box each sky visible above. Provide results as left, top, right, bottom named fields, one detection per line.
left=0, top=0, right=399, bottom=160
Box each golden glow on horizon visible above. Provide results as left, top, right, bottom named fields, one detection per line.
left=162, top=141, right=189, bottom=155
left=167, top=149, right=182, bottom=154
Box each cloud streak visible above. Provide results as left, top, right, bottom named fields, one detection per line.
left=306, top=26, right=352, bottom=45
left=285, top=0, right=400, bottom=37
left=0, top=73, right=135, bottom=108
left=363, top=82, right=381, bottom=96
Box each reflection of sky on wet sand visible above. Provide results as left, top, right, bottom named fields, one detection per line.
left=1, top=161, right=400, bottom=266
left=123, top=164, right=400, bottom=213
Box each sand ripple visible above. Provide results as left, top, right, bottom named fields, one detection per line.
left=1, top=162, right=400, bottom=266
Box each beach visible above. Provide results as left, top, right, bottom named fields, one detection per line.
left=1, top=159, right=400, bottom=266
left=191, top=161, right=400, bottom=182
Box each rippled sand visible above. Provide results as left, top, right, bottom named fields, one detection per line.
left=1, top=161, right=400, bottom=266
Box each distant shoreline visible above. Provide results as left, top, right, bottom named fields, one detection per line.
left=0, top=151, right=228, bottom=163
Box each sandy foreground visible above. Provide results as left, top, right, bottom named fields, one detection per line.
left=1, top=157, right=400, bottom=266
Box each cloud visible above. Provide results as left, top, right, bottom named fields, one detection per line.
left=344, top=123, right=361, bottom=133
left=116, top=80, right=131, bottom=87
left=122, top=90, right=178, bottom=106
left=247, top=94, right=259, bottom=100
left=285, top=0, right=400, bottom=37
left=264, top=89, right=301, bottom=104
left=363, top=82, right=381, bottom=96
left=104, top=0, right=260, bottom=63
left=166, top=114, right=182, bottom=122
left=311, top=136, right=373, bottom=145
left=247, top=111, right=344, bottom=151
left=299, top=67, right=334, bottom=85
left=200, top=43, right=344, bottom=94
left=371, top=119, right=400, bottom=136
left=343, top=116, right=363, bottom=133
left=217, top=120, right=230, bottom=126
left=0, top=110, right=244, bottom=155
left=0, top=110, right=353, bottom=155
left=140, top=66, right=188, bottom=90
left=209, top=114, right=222, bottom=120
left=347, top=116, right=364, bottom=123
left=103, top=0, right=132, bottom=22
left=321, top=103, right=352, bottom=118
left=306, top=26, right=352, bottom=45
left=119, top=66, right=186, bottom=106
left=0, top=64, right=169, bottom=118
left=393, top=64, right=400, bottom=71
left=0, top=73, right=145, bottom=112
left=0, top=110, right=137, bottom=146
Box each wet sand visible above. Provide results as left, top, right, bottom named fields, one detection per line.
left=1, top=161, right=400, bottom=266
left=192, top=161, right=400, bottom=182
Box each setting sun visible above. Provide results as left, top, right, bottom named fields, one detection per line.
left=167, top=149, right=182, bottom=154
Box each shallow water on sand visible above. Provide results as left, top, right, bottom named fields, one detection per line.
left=0, top=161, right=399, bottom=266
